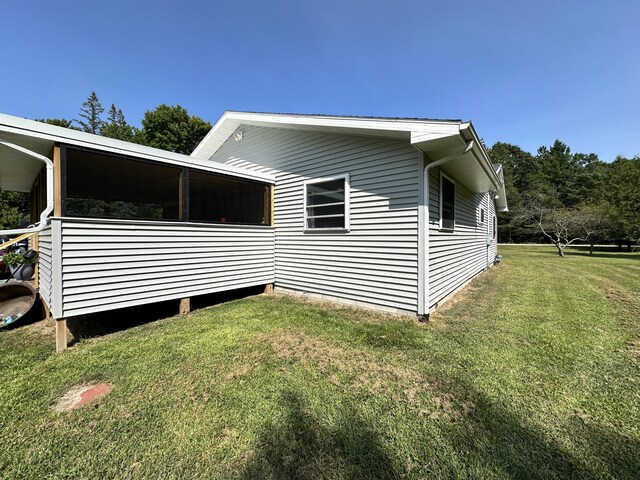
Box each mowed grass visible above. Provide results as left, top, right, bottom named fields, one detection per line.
left=0, top=246, right=638, bottom=479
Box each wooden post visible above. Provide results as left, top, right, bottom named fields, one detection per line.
left=179, top=298, right=190, bottom=315
left=270, top=185, right=275, bottom=226
left=55, top=318, right=67, bottom=353
left=264, top=284, right=274, bottom=294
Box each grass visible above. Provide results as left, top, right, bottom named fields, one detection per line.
left=0, top=245, right=638, bottom=479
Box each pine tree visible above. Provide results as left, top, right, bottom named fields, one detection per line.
left=102, top=104, right=135, bottom=141
left=75, top=92, right=105, bottom=134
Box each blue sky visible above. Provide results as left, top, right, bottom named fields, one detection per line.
left=1, top=0, right=638, bottom=161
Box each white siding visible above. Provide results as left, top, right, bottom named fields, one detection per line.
left=211, top=126, right=421, bottom=314
left=37, top=226, right=54, bottom=310
left=57, top=218, right=274, bottom=317
left=428, top=167, right=496, bottom=309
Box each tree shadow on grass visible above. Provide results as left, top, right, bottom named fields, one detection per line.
left=236, top=375, right=639, bottom=479
left=442, top=381, right=639, bottom=480
left=569, top=417, right=640, bottom=480
left=241, top=390, right=402, bottom=480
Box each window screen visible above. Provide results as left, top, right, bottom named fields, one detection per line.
left=65, top=148, right=181, bottom=220
left=189, top=171, right=267, bottom=225
left=305, top=177, right=347, bottom=229
left=440, top=175, right=455, bottom=230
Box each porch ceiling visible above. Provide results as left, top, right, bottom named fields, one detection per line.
left=0, top=131, right=53, bottom=192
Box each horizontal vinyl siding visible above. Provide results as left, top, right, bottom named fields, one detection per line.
left=37, top=226, right=53, bottom=310
left=428, top=167, right=494, bottom=308
left=58, top=218, right=274, bottom=317
left=211, top=126, right=420, bottom=314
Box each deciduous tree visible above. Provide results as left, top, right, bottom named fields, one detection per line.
left=137, top=105, right=211, bottom=154
left=0, top=189, right=29, bottom=230
left=527, top=205, right=606, bottom=257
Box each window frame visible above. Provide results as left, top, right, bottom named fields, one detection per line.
left=479, top=207, right=486, bottom=226
left=303, top=173, right=350, bottom=233
left=439, top=172, right=456, bottom=231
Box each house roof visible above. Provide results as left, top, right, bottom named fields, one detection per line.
left=0, top=113, right=275, bottom=192
left=192, top=111, right=508, bottom=211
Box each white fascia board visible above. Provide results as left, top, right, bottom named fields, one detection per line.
left=191, top=111, right=240, bottom=159
left=191, top=111, right=462, bottom=160
left=224, top=111, right=460, bottom=133
left=0, top=113, right=274, bottom=184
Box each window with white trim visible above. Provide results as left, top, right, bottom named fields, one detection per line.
left=440, top=174, right=455, bottom=230
left=479, top=207, right=486, bottom=225
left=304, top=174, right=350, bottom=230
left=493, top=215, right=497, bottom=239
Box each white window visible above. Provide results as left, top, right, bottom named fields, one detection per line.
left=303, top=174, right=350, bottom=231
left=493, top=215, right=497, bottom=239
left=479, top=207, right=486, bottom=225
left=439, top=173, right=455, bottom=231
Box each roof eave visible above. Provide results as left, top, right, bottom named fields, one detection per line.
left=191, top=111, right=462, bottom=160
left=0, top=113, right=275, bottom=184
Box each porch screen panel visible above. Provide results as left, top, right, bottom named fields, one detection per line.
left=65, top=148, right=181, bottom=220
left=189, top=170, right=267, bottom=225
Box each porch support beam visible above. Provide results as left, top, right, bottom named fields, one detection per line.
left=179, top=298, right=190, bottom=315
left=55, top=318, right=67, bottom=353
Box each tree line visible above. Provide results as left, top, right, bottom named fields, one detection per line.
left=38, top=91, right=212, bottom=155
left=488, top=141, right=639, bottom=253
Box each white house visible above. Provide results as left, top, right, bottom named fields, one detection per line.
left=192, top=112, right=507, bottom=318
left=0, top=111, right=507, bottom=351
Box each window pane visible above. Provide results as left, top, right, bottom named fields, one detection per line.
left=307, top=203, right=345, bottom=217
left=308, top=215, right=344, bottom=229
left=189, top=171, right=267, bottom=225
left=307, top=180, right=345, bottom=205
left=66, top=148, right=181, bottom=220
left=306, top=178, right=347, bottom=229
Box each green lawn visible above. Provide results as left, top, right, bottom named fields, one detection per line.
left=1, top=245, right=638, bottom=479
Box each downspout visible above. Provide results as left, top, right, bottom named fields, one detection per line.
left=0, top=141, right=54, bottom=235
left=419, top=140, right=474, bottom=321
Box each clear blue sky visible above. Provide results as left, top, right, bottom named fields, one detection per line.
left=1, top=0, right=638, bottom=161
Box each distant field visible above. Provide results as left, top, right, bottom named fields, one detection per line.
left=1, top=245, right=638, bottom=479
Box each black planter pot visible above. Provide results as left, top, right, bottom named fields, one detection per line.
left=9, top=263, right=35, bottom=281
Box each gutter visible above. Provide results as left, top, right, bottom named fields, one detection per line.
left=459, top=122, right=502, bottom=191
left=419, top=140, right=474, bottom=321
left=0, top=141, right=54, bottom=235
